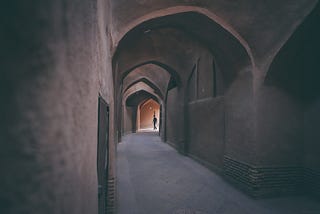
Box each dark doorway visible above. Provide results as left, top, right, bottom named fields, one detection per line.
left=97, top=96, right=109, bottom=214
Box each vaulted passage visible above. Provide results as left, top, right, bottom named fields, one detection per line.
left=117, top=133, right=320, bottom=214
left=1, top=1, right=320, bottom=214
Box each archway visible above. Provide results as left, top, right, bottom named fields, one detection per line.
left=138, top=98, right=160, bottom=132
left=115, top=61, right=177, bottom=141
left=123, top=80, right=163, bottom=134
left=113, top=7, right=256, bottom=199
left=112, top=10, right=254, bottom=153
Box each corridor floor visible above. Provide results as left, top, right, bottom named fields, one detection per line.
left=117, top=133, right=320, bottom=214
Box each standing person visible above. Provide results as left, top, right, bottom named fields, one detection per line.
left=153, top=113, right=158, bottom=130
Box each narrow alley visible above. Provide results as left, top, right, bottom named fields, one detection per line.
left=1, top=1, right=320, bottom=213
left=117, top=132, right=320, bottom=214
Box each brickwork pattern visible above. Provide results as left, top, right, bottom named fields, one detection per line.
left=107, top=178, right=116, bottom=214
left=223, top=156, right=319, bottom=198
left=304, top=168, right=320, bottom=199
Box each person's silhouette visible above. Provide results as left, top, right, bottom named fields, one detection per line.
left=153, top=113, right=157, bottom=130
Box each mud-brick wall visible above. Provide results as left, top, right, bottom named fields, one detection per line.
left=187, top=97, right=225, bottom=172
left=166, top=87, right=185, bottom=151
left=304, top=98, right=320, bottom=199
left=123, top=106, right=134, bottom=134
left=302, top=4, right=320, bottom=198
left=0, top=0, right=114, bottom=213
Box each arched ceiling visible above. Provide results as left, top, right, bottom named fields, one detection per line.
left=123, top=63, right=171, bottom=97
left=124, top=78, right=163, bottom=99
left=110, top=2, right=317, bottom=62
left=126, top=90, right=160, bottom=107
left=113, top=12, right=253, bottom=89
left=265, top=3, right=320, bottom=103
left=123, top=81, right=162, bottom=106
left=115, top=11, right=252, bottom=64
left=120, top=61, right=181, bottom=88
left=140, top=98, right=159, bottom=109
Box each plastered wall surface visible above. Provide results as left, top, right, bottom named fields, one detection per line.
left=1, top=0, right=115, bottom=213
left=223, top=68, right=255, bottom=164
left=166, top=88, right=183, bottom=149
left=187, top=97, right=225, bottom=171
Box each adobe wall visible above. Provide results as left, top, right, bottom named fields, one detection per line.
left=0, top=0, right=115, bottom=213
left=304, top=103, right=320, bottom=170
left=187, top=97, right=225, bottom=172
left=123, top=106, right=134, bottom=134
left=255, top=86, right=303, bottom=166
left=302, top=3, right=320, bottom=197
left=249, top=3, right=320, bottom=197
left=304, top=99, right=320, bottom=198
left=223, top=67, right=255, bottom=164
left=166, top=87, right=184, bottom=151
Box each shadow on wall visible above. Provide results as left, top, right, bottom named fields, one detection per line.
left=259, top=2, right=320, bottom=198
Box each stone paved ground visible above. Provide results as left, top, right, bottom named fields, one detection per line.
left=117, top=132, right=320, bottom=214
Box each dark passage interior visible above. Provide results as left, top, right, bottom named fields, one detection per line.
left=1, top=1, right=320, bottom=214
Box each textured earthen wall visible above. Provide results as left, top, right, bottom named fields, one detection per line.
left=224, top=67, right=255, bottom=164
left=187, top=97, right=225, bottom=171
left=0, top=0, right=115, bottom=213
left=123, top=106, right=134, bottom=134
left=256, top=87, right=303, bottom=165
left=249, top=3, right=320, bottom=198
left=302, top=3, right=320, bottom=198
left=304, top=99, right=320, bottom=198
left=166, top=88, right=183, bottom=150
left=304, top=100, right=320, bottom=170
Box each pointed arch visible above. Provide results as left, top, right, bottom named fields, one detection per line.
left=121, top=60, right=181, bottom=88
left=112, top=5, right=255, bottom=69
